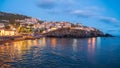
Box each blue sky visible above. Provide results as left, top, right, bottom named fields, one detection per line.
left=0, top=0, right=120, bottom=35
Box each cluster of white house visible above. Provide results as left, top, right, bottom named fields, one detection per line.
left=0, top=18, right=38, bottom=36
left=0, top=18, right=96, bottom=36
left=18, top=18, right=72, bottom=29
left=0, top=29, right=16, bottom=36
left=0, top=22, right=17, bottom=36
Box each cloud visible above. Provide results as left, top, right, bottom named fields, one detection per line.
left=46, top=9, right=62, bottom=14
left=83, top=6, right=105, bottom=11
left=70, top=10, right=96, bottom=18
left=36, top=0, right=76, bottom=9
left=68, top=6, right=105, bottom=18
left=36, top=0, right=57, bottom=9
left=36, top=0, right=119, bottom=25
left=99, top=17, right=119, bottom=23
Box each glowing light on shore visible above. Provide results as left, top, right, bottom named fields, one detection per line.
left=42, top=31, right=46, bottom=33
left=51, top=28, right=57, bottom=31
left=0, top=29, right=16, bottom=36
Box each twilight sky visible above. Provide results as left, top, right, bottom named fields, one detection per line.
left=0, top=0, right=120, bottom=36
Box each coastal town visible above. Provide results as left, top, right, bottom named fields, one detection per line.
left=0, top=18, right=102, bottom=32
left=0, top=18, right=96, bottom=34
left=0, top=12, right=107, bottom=44
left=0, top=1, right=119, bottom=68
left=0, top=17, right=105, bottom=44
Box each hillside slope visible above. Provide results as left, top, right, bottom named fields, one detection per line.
left=0, top=11, right=31, bottom=23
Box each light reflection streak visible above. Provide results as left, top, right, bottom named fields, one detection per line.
left=97, top=37, right=101, bottom=49
left=51, top=38, right=57, bottom=48
left=88, top=38, right=96, bottom=55
left=41, top=37, right=46, bottom=46
left=88, top=38, right=91, bottom=52
left=72, top=39, right=77, bottom=52
left=92, top=38, right=96, bottom=50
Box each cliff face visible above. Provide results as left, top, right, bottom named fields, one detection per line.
left=44, top=28, right=104, bottom=38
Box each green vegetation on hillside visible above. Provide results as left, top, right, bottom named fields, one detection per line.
left=0, top=11, right=30, bottom=24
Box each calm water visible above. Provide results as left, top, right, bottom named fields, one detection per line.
left=0, top=37, right=120, bottom=68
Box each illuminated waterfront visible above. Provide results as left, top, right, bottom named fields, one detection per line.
left=0, top=37, right=120, bottom=68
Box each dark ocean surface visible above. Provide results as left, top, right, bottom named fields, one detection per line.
left=0, top=37, right=120, bottom=68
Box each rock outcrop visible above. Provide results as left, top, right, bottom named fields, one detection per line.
left=104, top=33, right=114, bottom=37
left=43, top=28, right=105, bottom=38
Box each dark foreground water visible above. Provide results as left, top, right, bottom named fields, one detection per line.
left=0, top=37, right=120, bottom=68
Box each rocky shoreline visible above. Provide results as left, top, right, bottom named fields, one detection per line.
left=0, top=36, right=41, bottom=44
left=43, top=28, right=112, bottom=38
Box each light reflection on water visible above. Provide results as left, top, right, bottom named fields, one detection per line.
left=88, top=38, right=96, bottom=55
left=0, top=37, right=120, bottom=68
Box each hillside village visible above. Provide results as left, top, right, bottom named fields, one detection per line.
left=0, top=18, right=97, bottom=36
left=0, top=11, right=107, bottom=40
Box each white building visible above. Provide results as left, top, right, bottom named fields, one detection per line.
left=0, top=23, right=5, bottom=28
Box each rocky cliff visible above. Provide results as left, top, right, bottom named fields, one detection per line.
left=44, top=28, right=105, bottom=38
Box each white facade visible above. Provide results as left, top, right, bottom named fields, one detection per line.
left=0, top=23, right=5, bottom=28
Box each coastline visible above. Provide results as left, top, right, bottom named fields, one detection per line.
left=0, top=28, right=113, bottom=45
left=0, top=35, right=114, bottom=45
left=0, top=36, right=42, bottom=45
